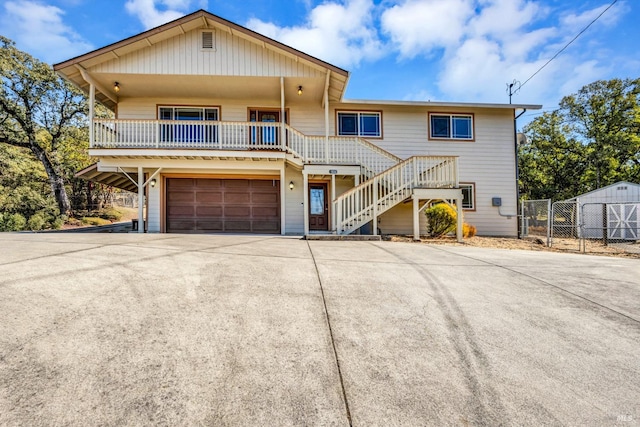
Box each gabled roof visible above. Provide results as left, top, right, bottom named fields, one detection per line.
left=566, top=181, right=640, bottom=200
left=54, top=9, right=348, bottom=76
left=54, top=10, right=350, bottom=110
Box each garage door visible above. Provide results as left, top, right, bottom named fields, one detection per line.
left=166, top=178, right=280, bottom=233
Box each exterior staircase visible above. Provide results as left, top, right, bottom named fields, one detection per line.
left=332, top=156, right=458, bottom=235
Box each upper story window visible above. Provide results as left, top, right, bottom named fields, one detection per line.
left=159, top=106, right=219, bottom=121
left=337, top=111, right=382, bottom=138
left=158, top=106, right=220, bottom=143
left=429, top=113, right=473, bottom=140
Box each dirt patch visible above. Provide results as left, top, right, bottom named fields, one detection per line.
left=384, top=235, right=640, bottom=259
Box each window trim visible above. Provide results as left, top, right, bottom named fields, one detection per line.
left=428, top=112, right=475, bottom=141
left=335, top=110, right=383, bottom=139
left=200, top=29, right=216, bottom=51
left=459, top=182, right=476, bottom=211
left=156, top=104, right=222, bottom=120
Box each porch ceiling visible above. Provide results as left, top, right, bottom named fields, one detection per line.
left=87, top=74, right=329, bottom=104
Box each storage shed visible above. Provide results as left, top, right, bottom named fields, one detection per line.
left=568, top=181, right=640, bottom=240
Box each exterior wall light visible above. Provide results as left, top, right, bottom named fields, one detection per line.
left=289, top=181, right=294, bottom=190
left=150, top=178, right=157, bottom=188
left=114, top=82, right=120, bottom=93
left=297, top=86, right=303, bottom=96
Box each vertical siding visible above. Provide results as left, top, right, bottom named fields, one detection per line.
left=90, top=28, right=323, bottom=78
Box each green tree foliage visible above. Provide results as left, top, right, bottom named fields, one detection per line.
left=520, top=78, right=640, bottom=200
left=519, top=111, right=587, bottom=200
left=0, top=144, right=62, bottom=230
left=0, top=36, right=87, bottom=216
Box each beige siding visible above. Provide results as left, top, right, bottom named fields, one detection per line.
left=284, top=167, right=304, bottom=234
left=147, top=184, right=161, bottom=232
left=91, top=29, right=323, bottom=78
left=330, top=103, right=517, bottom=236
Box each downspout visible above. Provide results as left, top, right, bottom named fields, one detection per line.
left=514, top=108, right=527, bottom=237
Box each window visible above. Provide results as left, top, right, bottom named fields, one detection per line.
left=158, top=106, right=219, bottom=144
left=460, top=183, right=475, bottom=210
left=337, top=111, right=381, bottom=137
left=429, top=113, right=473, bottom=140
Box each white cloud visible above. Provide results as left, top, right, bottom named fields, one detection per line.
left=560, top=3, right=622, bottom=31
left=0, top=0, right=93, bottom=64
left=246, top=0, right=383, bottom=68
left=124, top=0, right=197, bottom=29
left=381, top=0, right=474, bottom=58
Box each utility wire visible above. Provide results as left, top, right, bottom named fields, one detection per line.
left=520, top=0, right=618, bottom=89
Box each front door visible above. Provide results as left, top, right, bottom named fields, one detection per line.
left=309, top=183, right=329, bottom=231
left=250, top=110, right=280, bottom=145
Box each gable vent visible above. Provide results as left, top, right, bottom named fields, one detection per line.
left=201, top=31, right=215, bottom=50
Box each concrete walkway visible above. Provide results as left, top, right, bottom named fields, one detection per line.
left=0, top=234, right=638, bottom=426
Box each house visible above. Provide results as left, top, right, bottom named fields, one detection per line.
left=567, top=181, right=640, bottom=240
left=55, top=10, right=541, bottom=238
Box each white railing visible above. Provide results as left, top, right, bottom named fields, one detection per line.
left=93, top=119, right=286, bottom=151
left=93, top=119, right=401, bottom=176
left=333, top=156, right=458, bottom=235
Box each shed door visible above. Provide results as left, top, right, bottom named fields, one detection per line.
left=607, top=204, right=639, bottom=240
left=166, top=178, right=280, bottom=233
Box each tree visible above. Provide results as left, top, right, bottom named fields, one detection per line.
left=520, top=78, right=640, bottom=201
left=0, top=36, right=87, bottom=216
left=519, top=111, right=587, bottom=201
left=560, top=78, right=640, bottom=189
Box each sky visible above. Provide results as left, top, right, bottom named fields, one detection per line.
left=1, top=0, right=638, bottom=126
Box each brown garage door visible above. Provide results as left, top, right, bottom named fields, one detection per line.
left=166, top=178, right=280, bottom=233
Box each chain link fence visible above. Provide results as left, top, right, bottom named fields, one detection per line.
left=521, top=199, right=639, bottom=255
left=580, top=202, right=640, bottom=255
left=550, top=201, right=580, bottom=251
left=520, top=199, right=551, bottom=245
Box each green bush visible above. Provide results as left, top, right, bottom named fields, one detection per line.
left=0, top=213, right=27, bottom=231
left=27, top=212, right=47, bottom=230
left=97, top=208, right=123, bottom=221
left=425, top=203, right=457, bottom=237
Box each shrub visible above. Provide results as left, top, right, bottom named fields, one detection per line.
left=97, top=208, right=122, bottom=222
left=425, top=203, right=477, bottom=238
left=0, top=213, right=27, bottom=231
left=463, top=223, right=477, bottom=238
left=81, top=217, right=112, bottom=226
left=27, top=212, right=47, bottom=230
left=425, top=203, right=457, bottom=237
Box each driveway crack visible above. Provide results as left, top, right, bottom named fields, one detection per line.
left=306, top=240, right=352, bottom=427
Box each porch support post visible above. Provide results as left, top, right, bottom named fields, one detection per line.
left=303, top=171, right=309, bottom=235
left=331, top=173, right=336, bottom=233
left=280, top=166, right=286, bottom=235
left=372, top=177, right=378, bottom=235
left=456, top=195, right=463, bottom=242
left=413, top=195, right=420, bottom=241
left=137, top=166, right=144, bottom=234
left=89, top=83, right=95, bottom=147
left=324, top=70, right=330, bottom=164
left=280, top=76, right=285, bottom=150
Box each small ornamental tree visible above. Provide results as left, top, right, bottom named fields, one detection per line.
left=425, top=203, right=457, bottom=237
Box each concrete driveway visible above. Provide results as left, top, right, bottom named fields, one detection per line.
left=0, top=234, right=638, bottom=426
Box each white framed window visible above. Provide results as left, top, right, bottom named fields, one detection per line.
left=337, top=111, right=381, bottom=138
left=158, top=106, right=220, bottom=143
left=460, top=183, right=475, bottom=210
left=429, top=113, right=474, bottom=140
